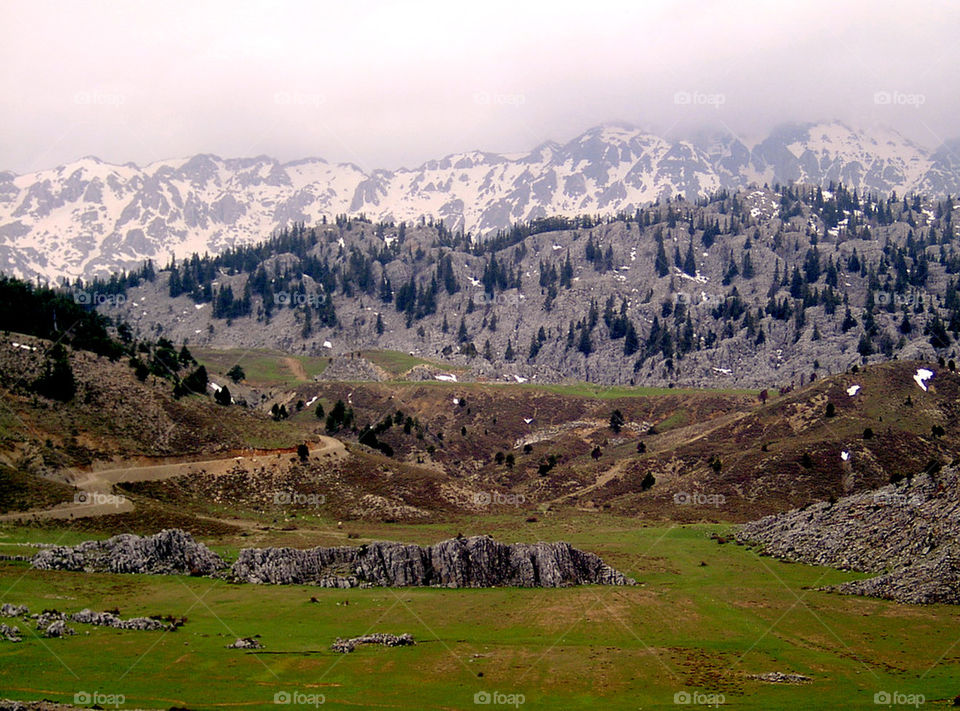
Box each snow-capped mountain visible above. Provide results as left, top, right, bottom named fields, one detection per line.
left=2, top=121, right=957, bottom=282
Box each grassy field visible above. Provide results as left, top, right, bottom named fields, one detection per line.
left=0, top=515, right=955, bottom=709
left=193, top=348, right=329, bottom=386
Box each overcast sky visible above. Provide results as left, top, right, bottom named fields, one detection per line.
left=1, top=0, right=958, bottom=174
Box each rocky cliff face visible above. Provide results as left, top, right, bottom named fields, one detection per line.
left=29, top=530, right=633, bottom=589
left=30, top=528, right=225, bottom=576
left=3, top=121, right=958, bottom=281
left=737, top=464, right=960, bottom=604
left=229, top=535, right=636, bottom=588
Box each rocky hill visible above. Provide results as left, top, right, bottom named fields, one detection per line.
left=89, top=182, right=960, bottom=388
left=738, top=462, right=960, bottom=604
left=3, top=122, right=960, bottom=282
left=230, top=535, right=635, bottom=588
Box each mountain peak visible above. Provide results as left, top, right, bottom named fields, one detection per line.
left=2, top=122, right=960, bottom=282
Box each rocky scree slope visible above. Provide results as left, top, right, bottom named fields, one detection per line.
left=737, top=463, right=960, bottom=604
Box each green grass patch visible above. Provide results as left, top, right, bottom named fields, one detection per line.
left=0, top=518, right=956, bottom=709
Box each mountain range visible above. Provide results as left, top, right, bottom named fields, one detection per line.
left=2, top=121, right=958, bottom=282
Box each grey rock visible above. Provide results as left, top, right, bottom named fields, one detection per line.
left=68, top=608, right=175, bottom=631
left=0, top=604, right=28, bottom=618
left=30, top=529, right=226, bottom=576
left=227, top=636, right=263, bottom=649
left=230, top=535, right=635, bottom=588
left=42, top=620, right=74, bottom=638
left=738, top=465, right=960, bottom=604
left=749, top=672, right=812, bottom=684
left=331, top=632, right=414, bottom=653
left=0, top=623, right=21, bottom=643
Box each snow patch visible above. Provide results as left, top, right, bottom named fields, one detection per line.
left=914, top=368, right=934, bottom=391
left=846, top=385, right=861, bottom=396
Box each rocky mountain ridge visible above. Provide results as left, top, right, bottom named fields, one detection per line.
left=4, top=121, right=959, bottom=281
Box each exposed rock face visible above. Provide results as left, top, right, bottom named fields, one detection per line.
left=230, top=535, right=635, bottom=588
left=738, top=464, right=960, bottom=604
left=316, top=356, right=388, bottom=382
left=331, top=633, right=414, bottom=653
left=30, top=529, right=226, bottom=576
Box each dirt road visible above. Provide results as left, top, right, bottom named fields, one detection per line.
left=0, top=436, right=346, bottom=522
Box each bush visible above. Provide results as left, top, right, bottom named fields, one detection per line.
left=863, top=427, right=874, bottom=439
left=32, top=344, right=76, bottom=402
left=214, top=385, right=232, bottom=406
left=825, top=402, right=836, bottom=418
left=297, top=444, right=309, bottom=461
left=226, top=364, right=245, bottom=383
left=640, top=473, right=655, bottom=491
left=609, top=409, right=625, bottom=433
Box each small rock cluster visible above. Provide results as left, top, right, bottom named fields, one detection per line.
left=0, top=623, right=21, bottom=643
left=0, top=603, right=180, bottom=639
left=230, top=535, right=636, bottom=588
left=31, top=529, right=226, bottom=576
left=69, top=608, right=178, bottom=631
left=738, top=464, right=960, bottom=604
left=749, top=672, right=812, bottom=684
left=331, top=633, right=415, bottom=653
left=226, top=636, right=263, bottom=649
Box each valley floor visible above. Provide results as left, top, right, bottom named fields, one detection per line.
left=0, top=514, right=955, bottom=710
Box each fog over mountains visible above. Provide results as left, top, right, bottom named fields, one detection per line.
left=2, top=121, right=959, bottom=282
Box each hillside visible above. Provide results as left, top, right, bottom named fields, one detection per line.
left=83, top=182, right=960, bottom=388
left=738, top=462, right=960, bottom=604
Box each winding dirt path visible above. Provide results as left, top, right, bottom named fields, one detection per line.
left=0, top=436, right=346, bottom=522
